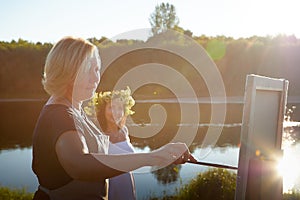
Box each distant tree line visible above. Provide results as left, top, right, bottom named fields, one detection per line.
left=0, top=39, right=52, bottom=98
left=0, top=34, right=300, bottom=99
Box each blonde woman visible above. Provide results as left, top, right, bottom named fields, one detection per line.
left=32, top=36, right=197, bottom=200
left=91, top=87, right=136, bottom=199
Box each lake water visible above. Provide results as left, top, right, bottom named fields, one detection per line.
left=0, top=99, right=299, bottom=199
left=0, top=145, right=239, bottom=199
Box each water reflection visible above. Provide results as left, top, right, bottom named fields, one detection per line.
left=1, top=100, right=300, bottom=198
left=152, top=164, right=181, bottom=184
left=0, top=148, right=37, bottom=192
left=0, top=135, right=299, bottom=198
left=0, top=145, right=239, bottom=199
left=278, top=144, right=300, bottom=193
left=0, top=100, right=242, bottom=150
left=280, top=123, right=300, bottom=193
left=0, top=100, right=45, bottom=150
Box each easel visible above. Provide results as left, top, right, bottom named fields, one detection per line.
left=235, top=74, right=289, bottom=200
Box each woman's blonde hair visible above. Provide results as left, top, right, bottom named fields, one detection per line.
left=42, top=36, right=99, bottom=96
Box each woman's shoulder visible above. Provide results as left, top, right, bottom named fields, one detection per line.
left=43, top=104, right=71, bottom=113
left=39, top=104, right=78, bottom=130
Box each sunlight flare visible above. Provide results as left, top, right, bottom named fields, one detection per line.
left=277, top=147, right=300, bottom=193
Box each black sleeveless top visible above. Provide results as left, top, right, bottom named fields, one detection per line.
left=32, top=104, right=76, bottom=190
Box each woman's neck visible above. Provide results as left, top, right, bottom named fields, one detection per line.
left=49, top=94, right=82, bottom=110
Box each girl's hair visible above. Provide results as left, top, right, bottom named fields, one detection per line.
left=96, top=99, right=109, bottom=132
left=42, top=36, right=99, bottom=96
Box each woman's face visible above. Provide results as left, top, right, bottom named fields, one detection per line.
left=73, top=54, right=101, bottom=101
left=105, top=98, right=124, bottom=126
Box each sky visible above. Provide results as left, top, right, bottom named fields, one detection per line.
left=1, top=0, right=300, bottom=43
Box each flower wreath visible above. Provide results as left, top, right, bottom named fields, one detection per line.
left=84, top=86, right=135, bottom=116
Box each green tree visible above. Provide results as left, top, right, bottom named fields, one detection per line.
left=149, top=2, right=179, bottom=36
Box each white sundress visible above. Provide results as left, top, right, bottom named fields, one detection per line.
left=108, top=127, right=136, bottom=200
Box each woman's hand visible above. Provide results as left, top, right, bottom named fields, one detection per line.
left=173, top=149, right=197, bottom=165
left=150, top=142, right=197, bottom=167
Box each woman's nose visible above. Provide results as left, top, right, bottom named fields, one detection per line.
left=90, top=71, right=100, bottom=84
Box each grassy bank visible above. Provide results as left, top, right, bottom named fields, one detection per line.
left=0, top=186, right=33, bottom=200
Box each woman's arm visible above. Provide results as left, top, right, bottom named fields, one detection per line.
left=55, top=130, right=195, bottom=181
left=56, top=130, right=124, bottom=181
